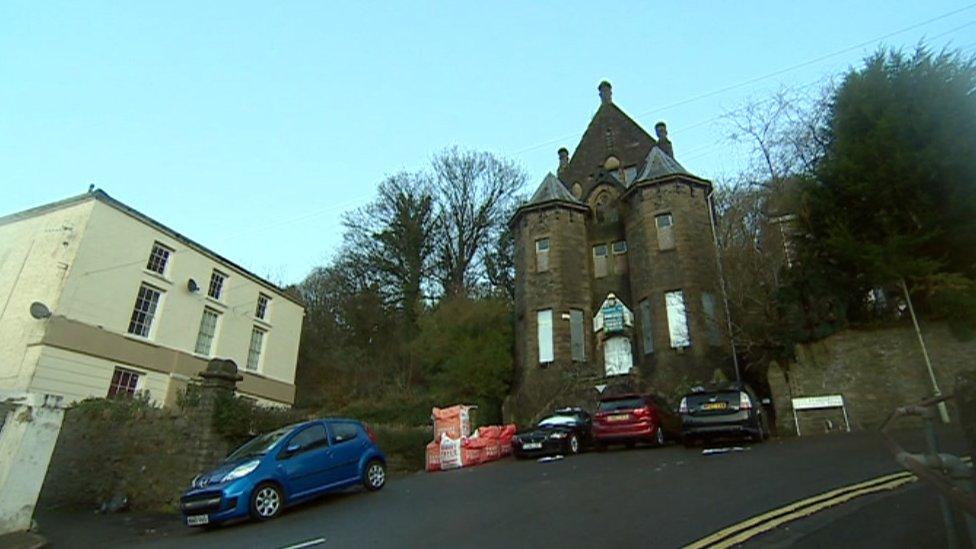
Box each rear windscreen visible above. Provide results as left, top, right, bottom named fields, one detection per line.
left=598, top=398, right=643, bottom=411
left=686, top=391, right=740, bottom=407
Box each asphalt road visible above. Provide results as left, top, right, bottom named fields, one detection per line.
left=38, top=431, right=969, bottom=549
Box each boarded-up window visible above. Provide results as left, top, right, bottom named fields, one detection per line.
left=570, top=309, right=585, bottom=362
left=639, top=299, right=654, bottom=355
left=593, top=244, right=609, bottom=278
left=537, top=309, right=554, bottom=363
left=656, top=213, right=675, bottom=250
left=702, top=292, right=721, bottom=346
left=665, top=290, right=690, bottom=348
left=535, top=238, right=550, bottom=272
left=612, top=240, right=628, bottom=274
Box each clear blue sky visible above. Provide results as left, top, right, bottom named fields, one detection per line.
left=3, top=1, right=974, bottom=285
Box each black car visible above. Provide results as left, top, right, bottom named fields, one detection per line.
left=513, top=408, right=592, bottom=458
left=679, top=382, right=771, bottom=445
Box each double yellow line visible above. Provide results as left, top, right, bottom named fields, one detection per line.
left=685, top=470, right=919, bottom=548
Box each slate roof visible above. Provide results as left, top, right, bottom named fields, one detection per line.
left=527, top=172, right=582, bottom=205
left=634, top=146, right=693, bottom=182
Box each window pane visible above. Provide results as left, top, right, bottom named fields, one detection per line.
left=640, top=299, right=654, bottom=355
left=570, top=309, right=585, bottom=362
left=612, top=241, right=627, bottom=254
left=666, top=291, right=690, bottom=348
left=208, top=270, right=226, bottom=300
left=256, top=294, right=270, bottom=320
left=127, top=285, right=161, bottom=337
left=107, top=367, right=140, bottom=398
left=537, top=309, right=553, bottom=363
left=332, top=423, right=359, bottom=443
left=146, top=243, right=172, bottom=275
left=194, top=308, right=220, bottom=355
left=246, top=327, right=265, bottom=371
left=593, top=244, right=608, bottom=257
left=291, top=424, right=328, bottom=450
left=535, top=238, right=550, bottom=252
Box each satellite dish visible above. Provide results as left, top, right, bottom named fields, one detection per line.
left=187, top=279, right=200, bottom=293
left=30, top=302, right=52, bottom=319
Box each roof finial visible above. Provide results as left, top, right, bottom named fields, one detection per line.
left=558, top=147, right=569, bottom=172
left=598, top=80, right=612, bottom=105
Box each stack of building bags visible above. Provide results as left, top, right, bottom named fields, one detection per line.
left=425, top=405, right=516, bottom=472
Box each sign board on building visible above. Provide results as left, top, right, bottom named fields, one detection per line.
left=790, top=394, right=850, bottom=435
left=603, top=303, right=625, bottom=332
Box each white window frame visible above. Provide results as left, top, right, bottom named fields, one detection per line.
left=107, top=367, right=142, bottom=398
left=246, top=326, right=266, bottom=371
left=208, top=269, right=227, bottom=300
left=146, top=242, right=173, bottom=276
left=127, top=284, right=163, bottom=338
left=194, top=307, right=221, bottom=356
left=256, top=293, right=271, bottom=320
left=537, top=309, right=554, bottom=364
left=611, top=240, right=628, bottom=254
left=665, top=290, right=690, bottom=348
left=593, top=244, right=609, bottom=278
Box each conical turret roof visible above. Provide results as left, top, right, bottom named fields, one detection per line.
left=634, top=146, right=692, bottom=182
left=527, top=172, right=581, bottom=205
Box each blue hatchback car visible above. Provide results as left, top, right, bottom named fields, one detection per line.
left=180, top=418, right=386, bottom=526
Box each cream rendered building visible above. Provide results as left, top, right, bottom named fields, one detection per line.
left=0, top=189, right=305, bottom=408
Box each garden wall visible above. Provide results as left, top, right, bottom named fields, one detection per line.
left=768, top=322, right=976, bottom=436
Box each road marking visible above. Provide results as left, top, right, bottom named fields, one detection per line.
left=279, top=537, right=326, bottom=549
left=685, top=471, right=918, bottom=548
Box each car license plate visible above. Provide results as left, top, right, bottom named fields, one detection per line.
left=186, top=515, right=209, bottom=526
left=609, top=414, right=629, bottom=421
left=523, top=442, right=543, bottom=450
left=703, top=402, right=728, bottom=411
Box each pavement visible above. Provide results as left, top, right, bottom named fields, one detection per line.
left=30, top=430, right=972, bottom=549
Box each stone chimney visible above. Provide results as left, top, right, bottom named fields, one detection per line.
left=557, top=147, right=569, bottom=173
left=598, top=80, right=613, bottom=105
left=655, top=121, right=674, bottom=157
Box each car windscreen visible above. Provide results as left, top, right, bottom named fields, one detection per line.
left=598, top=398, right=644, bottom=411
left=225, top=426, right=293, bottom=461
left=538, top=415, right=580, bottom=428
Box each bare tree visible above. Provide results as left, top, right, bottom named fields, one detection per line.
left=431, top=148, right=526, bottom=296
left=342, top=172, right=438, bottom=324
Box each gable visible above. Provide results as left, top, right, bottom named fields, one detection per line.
left=560, top=103, right=657, bottom=199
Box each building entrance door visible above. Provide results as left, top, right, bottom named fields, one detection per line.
left=604, top=336, right=633, bottom=376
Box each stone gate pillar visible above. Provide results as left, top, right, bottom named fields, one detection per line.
left=187, top=359, right=243, bottom=472
left=0, top=392, right=66, bottom=535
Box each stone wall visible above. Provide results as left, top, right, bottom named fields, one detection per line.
left=37, top=397, right=228, bottom=512
left=768, top=322, right=976, bottom=436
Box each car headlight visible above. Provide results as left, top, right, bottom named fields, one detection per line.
left=221, top=460, right=260, bottom=483
left=549, top=431, right=568, bottom=439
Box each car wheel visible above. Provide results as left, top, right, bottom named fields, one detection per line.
left=363, top=459, right=386, bottom=491
left=625, top=441, right=636, bottom=449
left=568, top=435, right=581, bottom=455
left=250, top=483, right=283, bottom=521
left=655, top=428, right=666, bottom=446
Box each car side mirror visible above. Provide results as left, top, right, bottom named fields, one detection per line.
left=285, top=443, right=301, bottom=455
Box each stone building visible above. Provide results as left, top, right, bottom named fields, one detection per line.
left=508, top=81, right=733, bottom=423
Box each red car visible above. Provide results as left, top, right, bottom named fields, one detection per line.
left=592, top=393, right=681, bottom=449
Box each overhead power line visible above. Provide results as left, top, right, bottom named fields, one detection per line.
left=510, top=4, right=976, bottom=157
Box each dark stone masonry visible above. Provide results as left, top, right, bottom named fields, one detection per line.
left=506, top=82, right=733, bottom=424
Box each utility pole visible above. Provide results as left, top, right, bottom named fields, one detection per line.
left=900, top=278, right=950, bottom=424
